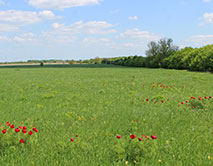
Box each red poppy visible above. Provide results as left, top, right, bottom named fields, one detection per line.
left=76, top=134, right=79, bottom=137
left=15, top=128, right=20, bottom=132
left=10, top=125, right=15, bottom=129
left=138, top=138, right=142, bottom=141
left=23, top=126, right=27, bottom=130
left=204, top=96, right=208, bottom=99
left=22, top=129, right=27, bottom=134
left=209, top=96, right=212, bottom=99
left=130, top=134, right=136, bottom=139
left=116, top=135, right=121, bottom=139
left=151, top=135, right=157, bottom=139
left=70, top=138, right=74, bottom=142
left=181, top=102, right=184, bottom=104
left=33, top=127, right=38, bottom=132
left=199, top=97, right=201, bottom=100
left=6, top=122, right=11, bottom=126
left=20, top=139, right=24, bottom=143
left=28, top=131, right=33, bottom=135
left=185, top=100, right=189, bottom=103
left=2, top=129, right=6, bottom=134
left=19, top=126, right=23, bottom=129
left=145, top=136, right=149, bottom=139
left=146, top=99, right=149, bottom=102
left=161, top=100, right=164, bottom=103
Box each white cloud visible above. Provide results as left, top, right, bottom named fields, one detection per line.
left=28, top=0, right=101, bottom=10
left=0, top=10, right=59, bottom=26
left=203, top=0, right=211, bottom=3
left=186, top=35, right=213, bottom=46
left=117, top=28, right=160, bottom=41
left=0, top=36, right=10, bottom=41
left=0, top=23, right=19, bottom=32
left=51, top=21, right=117, bottom=34
left=128, top=16, right=138, bottom=20
left=201, top=12, right=213, bottom=24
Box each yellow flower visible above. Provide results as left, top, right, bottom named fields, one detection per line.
left=158, top=160, right=162, bottom=162
left=208, top=156, right=211, bottom=160
left=133, top=160, right=137, bottom=163
left=125, top=161, right=128, bottom=165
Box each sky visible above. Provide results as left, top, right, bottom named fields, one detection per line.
left=0, top=0, right=213, bottom=62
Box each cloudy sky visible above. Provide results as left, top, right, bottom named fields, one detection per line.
left=0, top=0, right=213, bottom=62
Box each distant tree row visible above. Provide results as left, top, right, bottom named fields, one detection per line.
left=94, top=38, right=212, bottom=72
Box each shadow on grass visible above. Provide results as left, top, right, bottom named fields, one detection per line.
left=0, top=64, right=126, bottom=69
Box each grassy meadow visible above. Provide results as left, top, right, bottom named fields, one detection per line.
left=0, top=64, right=212, bottom=165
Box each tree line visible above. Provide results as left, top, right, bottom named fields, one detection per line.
left=88, top=39, right=213, bottom=72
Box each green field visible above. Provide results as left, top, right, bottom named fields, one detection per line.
left=0, top=64, right=212, bottom=165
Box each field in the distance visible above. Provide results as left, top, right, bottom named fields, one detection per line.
left=0, top=64, right=212, bottom=165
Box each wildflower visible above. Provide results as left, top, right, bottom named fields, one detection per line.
left=208, top=156, right=211, bottom=160
left=186, top=100, right=189, bottom=103
left=33, top=127, right=38, bottom=132
left=138, top=137, right=142, bottom=141
left=151, top=135, right=157, bottom=139
left=209, top=96, right=212, bottom=99
left=22, top=129, right=27, bottom=134
left=116, top=135, right=121, bottom=139
left=28, top=131, right=33, bottom=135
left=204, top=96, right=208, bottom=99
left=19, top=126, right=23, bottom=129
left=133, top=120, right=136, bottom=122
left=158, top=160, right=162, bottom=162
left=199, top=96, right=201, bottom=100
left=142, top=134, right=145, bottom=137
left=23, top=126, right=27, bottom=130
left=20, top=139, right=24, bottom=143
left=145, top=136, right=149, bottom=139
left=161, top=100, right=164, bottom=103
left=76, top=134, right=79, bottom=137
left=181, top=102, right=184, bottom=104
left=2, top=129, right=6, bottom=134
left=15, top=128, right=20, bottom=133
left=70, top=138, right=74, bottom=142
left=130, top=134, right=136, bottom=139
left=125, top=161, right=128, bottom=165
left=146, top=99, right=149, bottom=102
left=6, top=122, right=11, bottom=126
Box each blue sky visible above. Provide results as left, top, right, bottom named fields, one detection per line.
left=0, top=0, right=213, bottom=62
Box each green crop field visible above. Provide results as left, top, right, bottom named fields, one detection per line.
left=0, top=64, right=212, bottom=166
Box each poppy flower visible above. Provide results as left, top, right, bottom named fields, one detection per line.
left=185, top=100, right=189, bottom=103
left=209, top=96, right=212, bottom=99
left=15, top=128, right=20, bottom=132
left=28, top=131, right=33, bottom=135
left=116, top=135, right=121, bottom=139
left=76, top=134, right=79, bottom=137
left=70, top=138, right=74, bottom=142
left=33, top=127, right=38, bottom=132
left=20, top=139, right=24, bottom=143
left=138, top=138, right=142, bottom=141
left=145, top=136, right=149, bottom=139
left=199, top=97, right=201, bottom=100
left=146, top=99, right=149, bottom=102
left=23, top=126, right=27, bottom=130
left=204, top=96, right=208, bottom=99
left=151, top=135, right=157, bottom=139
left=142, top=134, right=145, bottom=137
left=6, top=122, right=11, bottom=126
left=181, top=102, right=184, bottom=104
left=161, top=100, right=165, bottom=103
left=2, top=129, right=6, bottom=134
left=22, top=129, right=27, bottom=134
left=19, top=126, right=23, bottom=129
left=10, top=125, right=15, bottom=129
left=130, top=134, right=136, bottom=139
